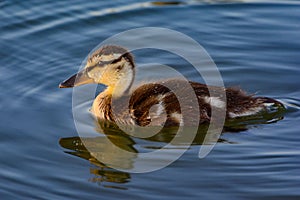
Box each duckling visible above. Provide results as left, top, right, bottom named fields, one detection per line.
left=59, top=45, right=284, bottom=127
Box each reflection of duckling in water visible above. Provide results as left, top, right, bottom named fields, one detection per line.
left=59, top=45, right=285, bottom=127
left=59, top=135, right=132, bottom=189
left=58, top=121, right=229, bottom=189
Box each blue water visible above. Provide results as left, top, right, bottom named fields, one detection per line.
left=1, top=0, right=300, bottom=199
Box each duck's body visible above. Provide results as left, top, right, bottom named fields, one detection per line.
left=60, top=45, right=284, bottom=127
left=91, top=79, right=282, bottom=127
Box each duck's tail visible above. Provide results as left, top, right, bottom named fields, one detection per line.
left=256, top=97, right=286, bottom=112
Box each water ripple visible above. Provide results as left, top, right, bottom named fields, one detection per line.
left=1, top=0, right=300, bottom=198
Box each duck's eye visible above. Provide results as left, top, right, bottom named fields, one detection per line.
left=116, top=65, right=123, bottom=71
left=117, top=65, right=123, bottom=71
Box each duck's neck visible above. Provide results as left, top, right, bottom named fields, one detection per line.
left=91, top=87, right=132, bottom=121
left=92, top=68, right=135, bottom=120
left=106, top=68, right=135, bottom=99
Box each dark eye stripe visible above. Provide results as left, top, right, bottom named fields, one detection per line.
left=111, top=55, right=123, bottom=64
left=87, top=53, right=128, bottom=71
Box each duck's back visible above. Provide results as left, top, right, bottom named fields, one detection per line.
left=127, top=79, right=284, bottom=126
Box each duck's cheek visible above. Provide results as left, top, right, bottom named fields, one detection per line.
left=94, top=74, right=104, bottom=84
left=87, top=70, right=103, bottom=84
left=98, top=71, right=117, bottom=86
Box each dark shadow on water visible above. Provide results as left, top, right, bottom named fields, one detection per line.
left=59, top=106, right=285, bottom=189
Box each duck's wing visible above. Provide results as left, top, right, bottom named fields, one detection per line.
left=129, top=80, right=213, bottom=126
left=129, top=82, right=172, bottom=126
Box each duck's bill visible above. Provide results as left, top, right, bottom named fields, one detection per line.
left=59, top=69, right=95, bottom=88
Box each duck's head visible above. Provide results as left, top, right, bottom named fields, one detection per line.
left=59, top=45, right=135, bottom=97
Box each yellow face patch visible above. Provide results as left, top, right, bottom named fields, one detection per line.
left=85, top=56, right=126, bottom=86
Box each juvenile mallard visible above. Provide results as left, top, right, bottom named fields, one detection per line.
left=59, top=45, right=284, bottom=127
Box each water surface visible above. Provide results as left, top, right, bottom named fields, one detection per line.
left=1, top=0, right=300, bottom=199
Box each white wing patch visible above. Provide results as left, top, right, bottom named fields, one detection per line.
left=148, top=94, right=165, bottom=117
left=203, top=96, right=226, bottom=109
left=148, top=96, right=167, bottom=126
left=150, top=101, right=164, bottom=117
left=170, top=112, right=184, bottom=126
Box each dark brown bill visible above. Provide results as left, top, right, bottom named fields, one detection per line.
left=59, top=69, right=95, bottom=88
